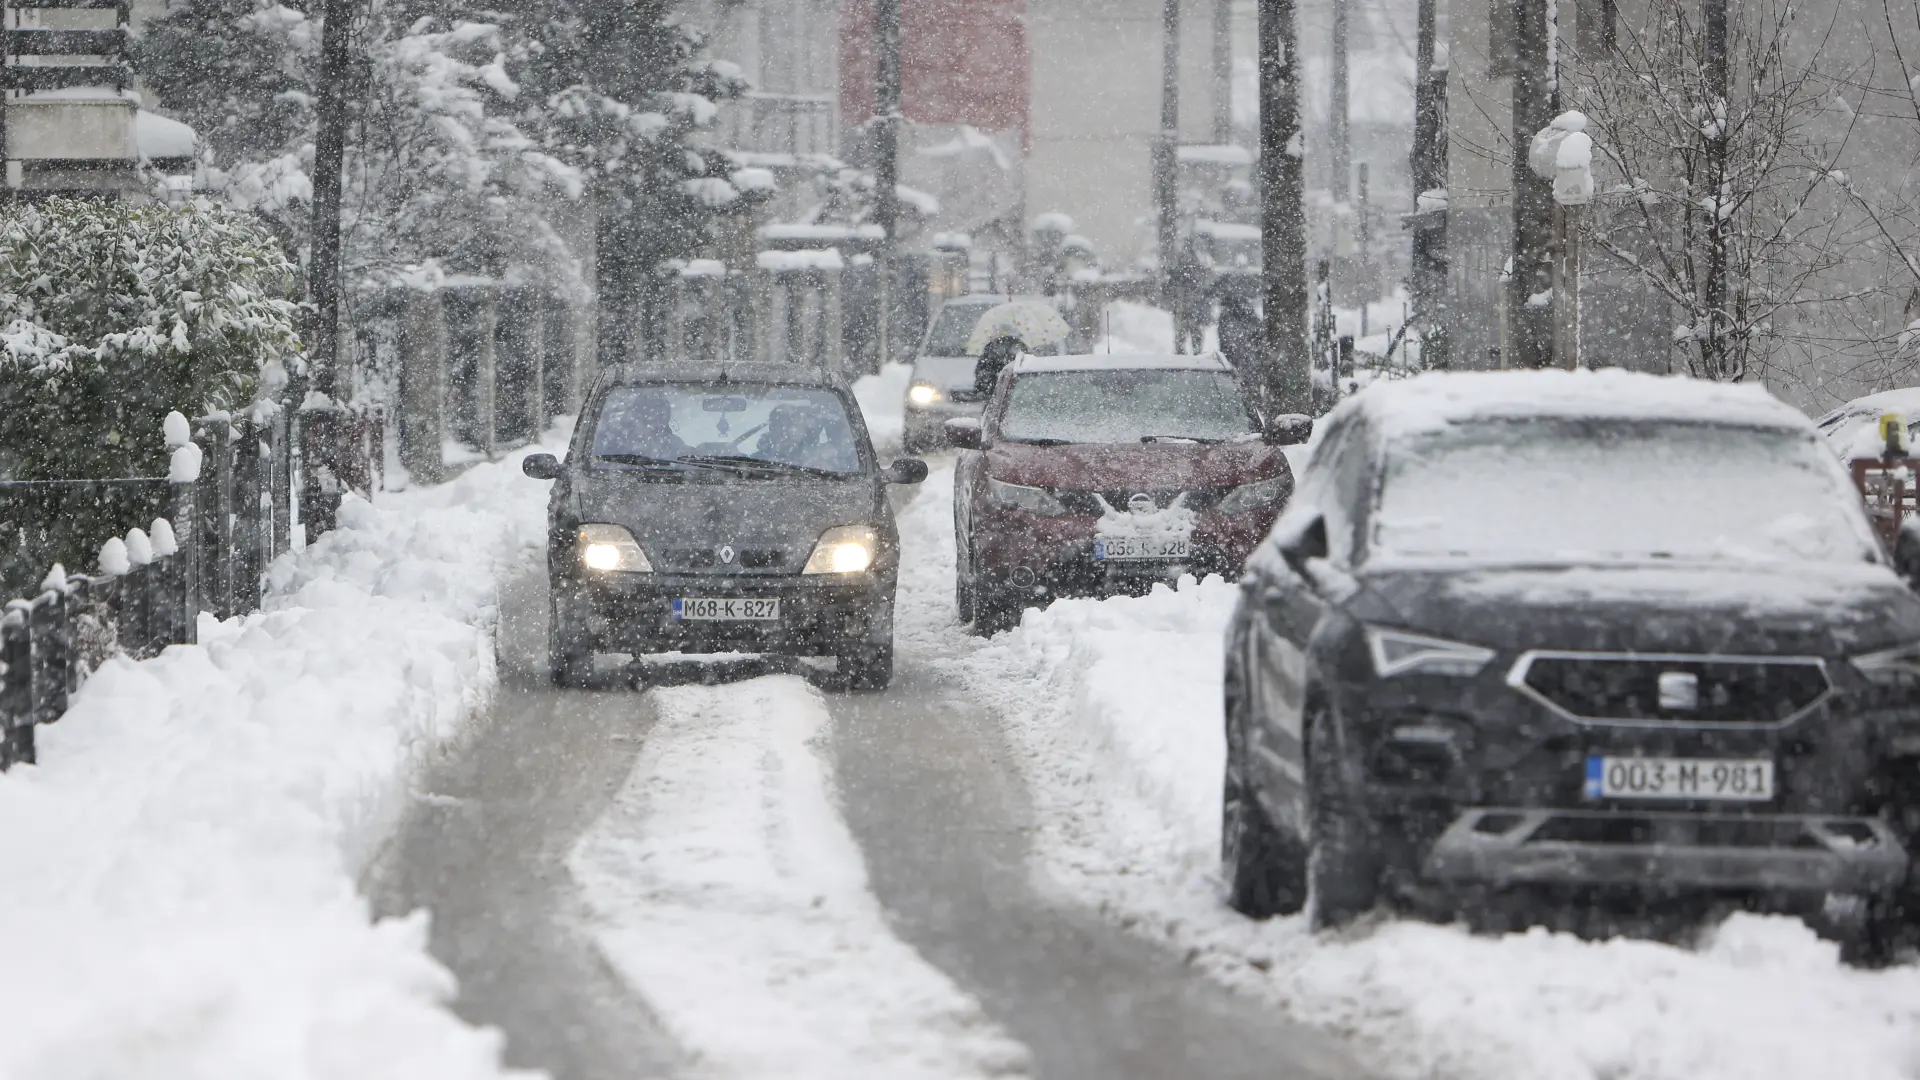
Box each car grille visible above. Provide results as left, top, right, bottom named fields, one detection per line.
left=1510, top=653, right=1830, bottom=726
left=656, top=547, right=790, bottom=572
left=1050, top=487, right=1230, bottom=515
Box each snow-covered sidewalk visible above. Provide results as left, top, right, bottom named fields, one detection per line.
left=569, top=674, right=1028, bottom=1080
left=891, top=459, right=1920, bottom=1080
left=0, top=448, right=556, bottom=1079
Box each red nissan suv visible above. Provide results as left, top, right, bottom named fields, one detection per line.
left=948, top=352, right=1305, bottom=633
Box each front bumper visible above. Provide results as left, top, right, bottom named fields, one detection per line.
left=974, top=508, right=1270, bottom=594
left=1425, top=807, right=1911, bottom=893
left=560, top=572, right=893, bottom=655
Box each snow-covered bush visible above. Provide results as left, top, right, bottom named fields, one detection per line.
left=0, top=199, right=299, bottom=593
left=0, top=198, right=300, bottom=482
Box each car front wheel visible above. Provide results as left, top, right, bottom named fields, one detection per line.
left=837, top=642, right=895, bottom=691
left=549, top=590, right=594, bottom=689
left=1223, top=646, right=1307, bottom=917
left=1307, top=706, right=1386, bottom=929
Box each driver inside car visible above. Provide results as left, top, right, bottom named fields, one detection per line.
left=594, top=389, right=691, bottom=460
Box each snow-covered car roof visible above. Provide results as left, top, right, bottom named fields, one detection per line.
left=1009, top=352, right=1234, bottom=374
left=1815, top=386, right=1920, bottom=460
left=600, top=362, right=843, bottom=390
left=1339, top=369, right=1814, bottom=439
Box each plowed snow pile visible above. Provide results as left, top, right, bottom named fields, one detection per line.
left=0, top=448, right=557, bottom=1079
left=893, top=459, right=1920, bottom=1080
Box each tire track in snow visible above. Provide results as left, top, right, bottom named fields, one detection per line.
left=568, top=674, right=1030, bottom=1080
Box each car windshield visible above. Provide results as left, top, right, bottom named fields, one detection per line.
left=923, top=303, right=990, bottom=356
left=995, top=369, right=1255, bottom=444
left=591, top=384, right=862, bottom=476
left=1373, top=419, right=1876, bottom=564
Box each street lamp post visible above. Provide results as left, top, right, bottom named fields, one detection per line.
left=1258, top=0, right=1311, bottom=415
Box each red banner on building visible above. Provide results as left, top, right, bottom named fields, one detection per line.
left=840, top=0, right=1030, bottom=144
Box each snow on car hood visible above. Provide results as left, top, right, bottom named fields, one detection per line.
left=1356, top=559, right=1920, bottom=656
left=983, top=439, right=1287, bottom=491
left=911, top=355, right=981, bottom=392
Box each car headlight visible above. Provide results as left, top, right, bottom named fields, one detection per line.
left=987, top=478, right=1067, bottom=516
left=578, top=523, right=652, bottom=573
left=908, top=383, right=943, bottom=407
left=803, top=524, right=877, bottom=574
left=1365, top=626, right=1495, bottom=678
left=1217, top=474, right=1291, bottom=516
left=1852, top=641, right=1920, bottom=686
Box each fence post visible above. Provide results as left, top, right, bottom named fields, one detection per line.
left=26, top=592, right=67, bottom=727
left=169, top=464, right=199, bottom=646
left=399, top=287, right=447, bottom=484
left=196, top=422, right=235, bottom=620
left=0, top=608, right=31, bottom=768
left=230, top=418, right=265, bottom=614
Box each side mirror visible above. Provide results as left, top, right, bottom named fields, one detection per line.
left=522, top=453, right=563, bottom=480
left=884, top=458, right=929, bottom=485
left=1264, top=413, right=1314, bottom=446
left=1272, top=511, right=1329, bottom=574
left=944, top=417, right=984, bottom=451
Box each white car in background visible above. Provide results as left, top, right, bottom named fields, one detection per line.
left=1816, top=387, right=1920, bottom=460
left=902, top=294, right=1062, bottom=453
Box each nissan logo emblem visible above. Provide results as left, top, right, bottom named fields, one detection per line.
left=718, top=544, right=736, bottom=565
left=1127, top=493, right=1156, bottom=514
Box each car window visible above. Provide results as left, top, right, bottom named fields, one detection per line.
left=1372, top=419, right=1877, bottom=564
left=591, top=384, right=863, bottom=475
left=995, top=369, right=1255, bottom=444
left=923, top=304, right=989, bottom=356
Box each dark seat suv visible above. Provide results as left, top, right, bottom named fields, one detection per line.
left=523, top=363, right=927, bottom=689
left=1223, top=371, right=1920, bottom=960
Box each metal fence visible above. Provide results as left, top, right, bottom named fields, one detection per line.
left=0, top=409, right=296, bottom=769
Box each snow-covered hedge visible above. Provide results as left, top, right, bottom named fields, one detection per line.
left=0, top=198, right=300, bottom=483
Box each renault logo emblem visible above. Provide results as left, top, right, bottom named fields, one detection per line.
left=1127, top=493, right=1156, bottom=514
left=718, top=544, right=736, bottom=565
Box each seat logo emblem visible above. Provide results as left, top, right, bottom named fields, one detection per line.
left=1127, top=493, right=1156, bottom=514
left=1657, top=671, right=1699, bottom=711
left=718, top=545, right=736, bottom=565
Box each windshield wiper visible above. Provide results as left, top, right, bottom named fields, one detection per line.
left=676, top=454, right=851, bottom=480
left=1004, top=436, right=1072, bottom=446
left=1140, top=434, right=1224, bottom=444
left=594, top=454, right=741, bottom=476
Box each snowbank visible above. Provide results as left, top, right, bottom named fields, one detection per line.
left=891, top=460, right=1920, bottom=1080
left=854, top=360, right=913, bottom=455
left=569, top=675, right=1028, bottom=1080
left=0, top=446, right=557, bottom=1078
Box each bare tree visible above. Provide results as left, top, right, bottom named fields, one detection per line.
left=1570, top=0, right=1913, bottom=386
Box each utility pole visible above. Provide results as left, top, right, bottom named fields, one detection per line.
left=1155, top=0, right=1181, bottom=313
left=1212, top=0, right=1234, bottom=143
left=1330, top=0, right=1350, bottom=201
left=301, top=0, right=362, bottom=532
left=1507, top=0, right=1556, bottom=369
left=1259, top=0, right=1310, bottom=415
left=1702, top=0, right=1729, bottom=377
left=1408, top=0, right=1449, bottom=366
left=307, top=0, right=361, bottom=403
left=873, top=0, right=902, bottom=376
